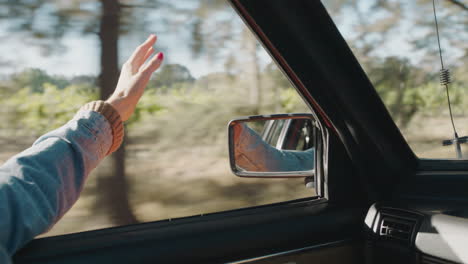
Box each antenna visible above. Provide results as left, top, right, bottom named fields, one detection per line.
left=433, top=0, right=468, bottom=158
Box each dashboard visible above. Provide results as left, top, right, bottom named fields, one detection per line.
left=365, top=203, right=468, bottom=264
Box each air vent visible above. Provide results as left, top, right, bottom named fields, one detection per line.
left=379, top=211, right=418, bottom=245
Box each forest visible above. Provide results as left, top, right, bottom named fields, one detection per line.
left=0, top=0, right=466, bottom=236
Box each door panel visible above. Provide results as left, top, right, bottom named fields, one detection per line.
left=228, top=242, right=362, bottom=264
left=14, top=200, right=365, bottom=263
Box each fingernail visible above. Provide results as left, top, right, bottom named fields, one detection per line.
left=147, top=34, right=155, bottom=40
left=157, top=52, right=164, bottom=60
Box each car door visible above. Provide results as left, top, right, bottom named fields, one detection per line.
left=12, top=0, right=414, bottom=263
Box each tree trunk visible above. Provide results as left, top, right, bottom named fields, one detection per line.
left=97, top=0, right=138, bottom=225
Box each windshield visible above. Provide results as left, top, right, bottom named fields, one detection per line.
left=323, top=0, right=468, bottom=159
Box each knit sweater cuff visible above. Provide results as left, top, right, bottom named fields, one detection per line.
left=80, top=100, right=124, bottom=155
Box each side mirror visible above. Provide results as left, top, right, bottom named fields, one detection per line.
left=228, top=113, right=318, bottom=178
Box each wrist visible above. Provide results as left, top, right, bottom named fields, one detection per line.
left=106, top=97, right=123, bottom=119
left=80, top=100, right=124, bottom=155
left=106, top=96, right=133, bottom=122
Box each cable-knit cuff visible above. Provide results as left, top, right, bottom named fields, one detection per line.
left=80, top=100, right=124, bottom=155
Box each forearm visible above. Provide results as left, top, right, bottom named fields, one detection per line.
left=0, top=109, right=114, bottom=256
left=278, top=148, right=315, bottom=171
left=0, top=33, right=161, bottom=261
left=236, top=125, right=314, bottom=171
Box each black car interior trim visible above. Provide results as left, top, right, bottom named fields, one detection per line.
left=225, top=239, right=353, bottom=264
left=15, top=203, right=364, bottom=263
left=416, top=171, right=468, bottom=176
left=419, top=159, right=468, bottom=171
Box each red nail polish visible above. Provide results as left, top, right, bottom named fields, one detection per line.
left=157, top=52, right=164, bottom=60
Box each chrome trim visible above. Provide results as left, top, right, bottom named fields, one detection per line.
left=225, top=239, right=350, bottom=264
left=228, top=113, right=317, bottom=179
left=276, top=119, right=292, bottom=149
left=235, top=170, right=315, bottom=178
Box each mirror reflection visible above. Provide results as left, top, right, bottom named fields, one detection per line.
left=231, top=117, right=315, bottom=174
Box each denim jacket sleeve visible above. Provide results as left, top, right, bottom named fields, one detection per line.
left=235, top=124, right=315, bottom=172
left=0, top=110, right=112, bottom=263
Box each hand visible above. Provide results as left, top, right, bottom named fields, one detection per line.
left=106, top=34, right=164, bottom=121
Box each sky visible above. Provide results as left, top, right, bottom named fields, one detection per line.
left=0, top=0, right=462, bottom=79
left=0, top=0, right=229, bottom=79
left=0, top=30, right=225, bottom=78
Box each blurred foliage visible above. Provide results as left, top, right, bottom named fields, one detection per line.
left=1, top=83, right=96, bottom=136
left=2, top=0, right=465, bottom=134
left=367, top=56, right=466, bottom=127
left=151, top=64, right=195, bottom=89
left=10, top=68, right=69, bottom=93
left=1, top=55, right=465, bottom=139
left=126, top=88, right=166, bottom=127
left=322, top=0, right=468, bottom=129
left=279, top=89, right=309, bottom=113
left=0, top=66, right=310, bottom=141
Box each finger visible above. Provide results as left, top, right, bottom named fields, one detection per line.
left=135, top=46, right=154, bottom=70
left=142, top=46, right=154, bottom=64
left=141, top=52, right=164, bottom=75
left=129, top=34, right=157, bottom=65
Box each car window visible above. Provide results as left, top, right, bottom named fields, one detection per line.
left=283, top=119, right=315, bottom=151
left=323, top=0, right=467, bottom=159
left=0, top=0, right=315, bottom=236
left=263, top=120, right=287, bottom=148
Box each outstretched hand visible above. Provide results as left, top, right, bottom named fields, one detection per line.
left=106, top=34, right=164, bottom=121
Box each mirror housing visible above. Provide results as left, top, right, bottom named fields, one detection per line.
left=228, top=113, right=318, bottom=178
